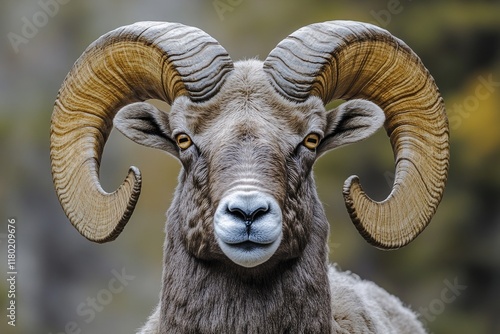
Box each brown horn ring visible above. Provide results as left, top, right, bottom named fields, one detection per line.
left=50, top=21, right=233, bottom=242
left=263, top=20, right=449, bottom=249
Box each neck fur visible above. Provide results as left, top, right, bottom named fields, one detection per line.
left=158, top=212, right=332, bottom=333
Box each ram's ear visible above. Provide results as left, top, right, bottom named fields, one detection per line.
left=114, top=102, right=178, bottom=156
left=317, top=100, right=385, bottom=156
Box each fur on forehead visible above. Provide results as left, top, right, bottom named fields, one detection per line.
left=169, top=59, right=327, bottom=138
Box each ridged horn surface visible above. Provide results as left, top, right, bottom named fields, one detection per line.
left=264, top=21, right=449, bottom=249
left=50, top=22, right=233, bottom=242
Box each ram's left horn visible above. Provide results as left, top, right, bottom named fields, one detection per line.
left=264, top=20, right=449, bottom=249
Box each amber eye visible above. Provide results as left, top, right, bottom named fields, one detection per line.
left=303, top=133, right=320, bottom=150
left=176, top=133, right=192, bottom=150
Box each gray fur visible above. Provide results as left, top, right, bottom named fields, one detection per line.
left=116, top=60, right=425, bottom=333
left=137, top=266, right=426, bottom=333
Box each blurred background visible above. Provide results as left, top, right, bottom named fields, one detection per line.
left=1, top=0, right=499, bottom=333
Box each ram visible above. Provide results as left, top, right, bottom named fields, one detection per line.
left=50, top=20, right=449, bottom=333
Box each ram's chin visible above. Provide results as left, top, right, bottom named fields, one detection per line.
left=217, top=237, right=282, bottom=268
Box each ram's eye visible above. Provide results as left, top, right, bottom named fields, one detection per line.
left=176, top=133, right=192, bottom=150
left=303, top=133, right=321, bottom=150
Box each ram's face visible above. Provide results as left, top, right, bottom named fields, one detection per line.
left=164, top=62, right=327, bottom=268
left=114, top=61, right=386, bottom=270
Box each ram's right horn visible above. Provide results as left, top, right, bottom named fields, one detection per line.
left=50, top=22, right=234, bottom=243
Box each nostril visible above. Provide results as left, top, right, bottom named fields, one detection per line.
left=227, top=206, right=270, bottom=225
left=227, top=208, right=249, bottom=223
left=250, top=207, right=269, bottom=222
left=228, top=206, right=270, bottom=236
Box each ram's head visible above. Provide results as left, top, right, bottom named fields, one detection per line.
left=50, top=21, right=449, bottom=271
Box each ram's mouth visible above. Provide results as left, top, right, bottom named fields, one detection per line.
left=225, top=240, right=274, bottom=252
left=216, top=236, right=282, bottom=268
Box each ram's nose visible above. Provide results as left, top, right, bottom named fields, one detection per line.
left=227, top=193, right=271, bottom=232
left=214, top=191, right=283, bottom=268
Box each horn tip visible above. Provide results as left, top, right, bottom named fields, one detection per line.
left=115, top=165, right=143, bottom=237
left=343, top=175, right=412, bottom=250
left=80, top=166, right=142, bottom=244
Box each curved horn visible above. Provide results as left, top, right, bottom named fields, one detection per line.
left=263, top=21, right=449, bottom=249
left=50, top=22, right=233, bottom=242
